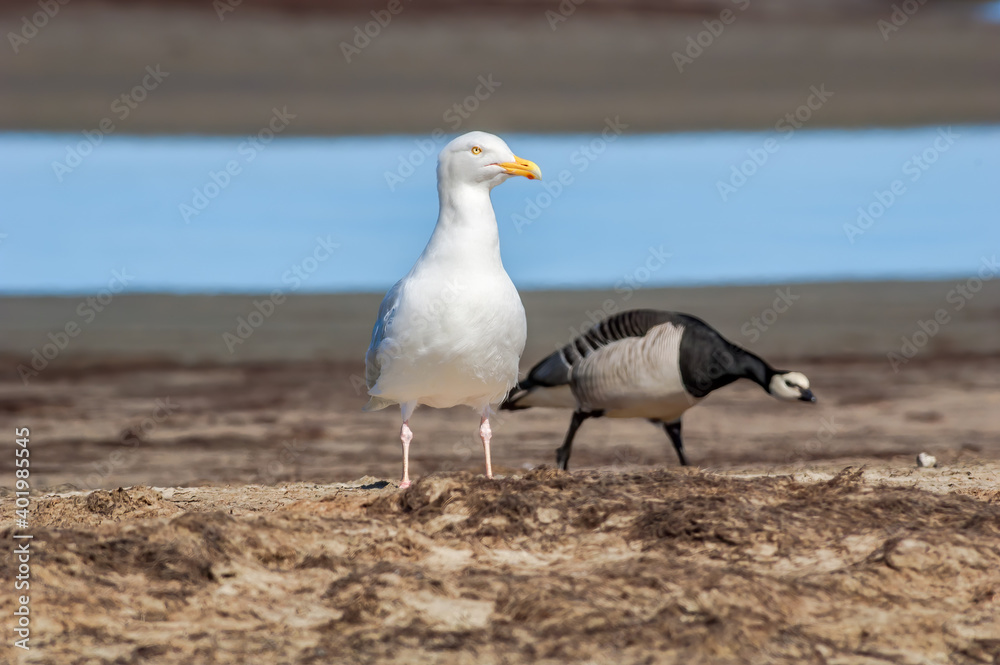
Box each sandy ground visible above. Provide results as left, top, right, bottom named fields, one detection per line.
left=2, top=462, right=1000, bottom=664
left=2, top=283, right=1000, bottom=662
left=2, top=354, right=1000, bottom=491
left=4, top=0, right=999, bottom=659
left=3, top=306, right=1000, bottom=661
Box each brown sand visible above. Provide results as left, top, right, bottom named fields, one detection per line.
left=4, top=0, right=1000, bottom=659
left=2, top=355, right=1000, bottom=491
left=3, top=463, right=1000, bottom=664
left=3, top=292, right=1000, bottom=662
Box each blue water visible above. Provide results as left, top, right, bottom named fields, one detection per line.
left=2, top=125, right=997, bottom=294
left=980, top=0, right=1000, bottom=22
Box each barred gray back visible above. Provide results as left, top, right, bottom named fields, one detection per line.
left=560, top=309, right=682, bottom=366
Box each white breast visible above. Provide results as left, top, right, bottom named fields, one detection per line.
left=372, top=265, right=526, bottom=411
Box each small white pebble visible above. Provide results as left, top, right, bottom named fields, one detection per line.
left=916, top=453, right=937, bottom=468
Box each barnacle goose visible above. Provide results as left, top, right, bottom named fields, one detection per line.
left=501, top=309, right=816, bottom=469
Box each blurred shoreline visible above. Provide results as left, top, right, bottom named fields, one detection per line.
left=2, top=4, right=998, bottom=135
left=2, top=279, right=998, bottom=370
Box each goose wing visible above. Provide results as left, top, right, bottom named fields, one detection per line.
left=502, top=309, right=687, bottom=410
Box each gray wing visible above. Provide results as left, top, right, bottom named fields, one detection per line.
left=570, top=323, right=689, bottom=414
left=542, top=309, right=684, bottom=379
left=501, top=309, right=684, bottom=410
left=363, top=279, right=404, bottom=411
left=565, top=309, right=688, bottom=361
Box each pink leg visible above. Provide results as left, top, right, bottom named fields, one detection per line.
left=400, top=420, right=413, bottom=489
left=480, top=416, right=494, bottom=479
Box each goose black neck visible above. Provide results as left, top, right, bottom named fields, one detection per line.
left=733, top=348, right=778, bottom=392
left=682, top=342, right=777, bottom=398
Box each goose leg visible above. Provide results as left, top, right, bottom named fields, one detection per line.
left=661, top=419, right=689, bottom=466
left=555, top=411, right=588, bottom=471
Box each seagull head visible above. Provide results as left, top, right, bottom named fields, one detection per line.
left=438, top=131, right=542, bottom=190
left=768, top=371, right=816, bottom=403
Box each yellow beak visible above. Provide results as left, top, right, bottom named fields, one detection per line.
left=496, top=155, right=542, bottom=180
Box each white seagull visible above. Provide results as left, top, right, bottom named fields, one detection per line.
left=364, top=131, right=542, bottom=488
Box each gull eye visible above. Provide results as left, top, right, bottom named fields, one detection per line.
left=471, top=146, right=482, bottom=155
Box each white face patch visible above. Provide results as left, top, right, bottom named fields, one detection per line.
left=440, top=132, right=515, bottom=187
left=770, top=371, right=810, bottom=401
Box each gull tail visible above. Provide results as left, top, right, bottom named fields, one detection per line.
left=363, top=396, right=396, bottom=412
